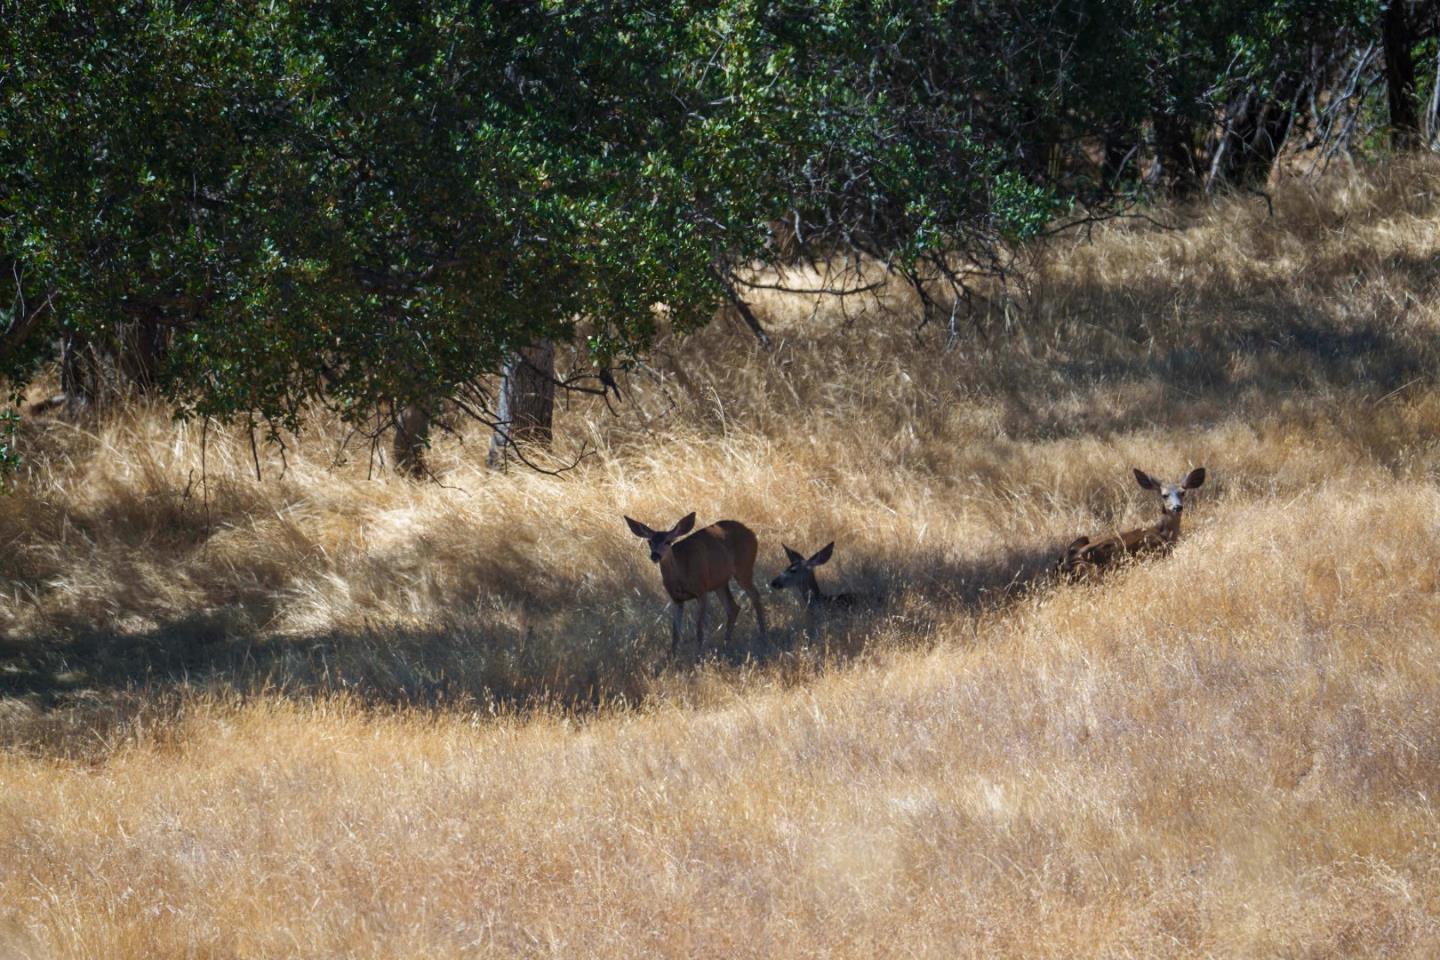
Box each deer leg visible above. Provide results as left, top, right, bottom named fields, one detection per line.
left=737, top=576, right=767, bottom=642
left=719, top=585, right=740, bottom=646
left=670, top=602, right=685, bottom=658
left=694, top=592, right=709, bottom=654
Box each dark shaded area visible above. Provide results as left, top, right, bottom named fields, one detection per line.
left=0, top=537, right=1067, bottom=745
left=953, top=248, right=1440, bottom=446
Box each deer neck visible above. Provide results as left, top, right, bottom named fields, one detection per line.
left=797, top=571, right=825, bottom=606
left=1154, top=510, right=1182, bottom=542
left=658, top=552, right=693, bottom=602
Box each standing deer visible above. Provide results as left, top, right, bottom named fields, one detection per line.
left=1058, top=467, right=1207, bottom=578
left=624, top=512, right=768, bottom=656
left=769, top=542, right=856, bottom=609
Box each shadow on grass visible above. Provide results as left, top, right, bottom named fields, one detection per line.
left=962, top=252, right=1440, bottom=442
left=0, top=539, right=1065, bottom=733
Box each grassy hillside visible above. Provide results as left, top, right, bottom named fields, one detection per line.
left=4, top=161, right=1440, bottom=957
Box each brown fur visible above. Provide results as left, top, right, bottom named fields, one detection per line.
left=1058, top=468, right=1205, bottom=579
left=660, top=521, right=760, bottom=602
left=625, top=514, right=767, bottom=655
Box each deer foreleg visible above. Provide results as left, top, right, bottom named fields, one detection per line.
left=670, top=602, right=685, bottom=657
left=694, top=592, right=708, bottom=654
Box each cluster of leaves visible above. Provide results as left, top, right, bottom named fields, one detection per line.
left=0, top=0, right=1401, bottom=446
left=5, top=2, right=747, bottom=430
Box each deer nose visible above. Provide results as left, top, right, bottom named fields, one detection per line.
left=769, top=578, right=783, bottom=589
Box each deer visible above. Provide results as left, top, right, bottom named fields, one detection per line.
left=769, top=542, right=857, bottom=609
left=1058, top=467, right=1207, bottom=579
left=623, top=512, right=767, bottom=656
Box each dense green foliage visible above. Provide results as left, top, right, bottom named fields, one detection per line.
left=5, top=3, right=752, bottom=428
left=0, top=0, right=1419, bottom=464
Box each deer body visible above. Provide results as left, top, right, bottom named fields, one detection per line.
left=1059, top=468, right=1206, bottom=578
left=625, top=513, right=767, bottom=655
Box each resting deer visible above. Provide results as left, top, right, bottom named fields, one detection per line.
left=769, top=542, right=856, bottom=609
left=624, top=512, right=768, bottom=656
left=1058, top=467, right=1207, bottom=578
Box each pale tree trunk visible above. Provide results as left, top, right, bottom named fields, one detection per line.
left=392, top=402, right=432, bottom=478
left=1424, top=42, right=1440, bottom=147
left=486, top=340, right=556, bottom=469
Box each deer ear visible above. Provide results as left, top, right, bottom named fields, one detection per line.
left=783, top=545, right=805, bottom=565
left=624, top=516, right=654, bottom=539
left=670, top=512, right=697, bottom=538
left=807, top=542, right=835, bottom=567
left=1183, top=467, right=1206, bottom=489
left=1133, top=468, right=1159, bottom=490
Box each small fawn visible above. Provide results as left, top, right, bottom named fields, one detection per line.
left=769, top=542, right=856, bottom=609
left=1058, top=467, right=1207, bottom=578
left=624, top=512, right=768, bottom=656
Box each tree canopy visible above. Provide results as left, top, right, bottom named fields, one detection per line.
left=0, top=0, right=1422, bottom=475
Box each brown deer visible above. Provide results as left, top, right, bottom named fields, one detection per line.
left=769, top=542, right=856, bottom=609
left=624, top=512, right=768, bottom=656
left=1058, top=467, right=1207, bottom=578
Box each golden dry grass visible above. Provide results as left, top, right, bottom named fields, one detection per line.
left=5, top=160, right=1440, bottom=956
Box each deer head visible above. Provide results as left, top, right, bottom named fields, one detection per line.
left=769, top=542, right=834, bottom=593
left=1133, top=467, right=1206, bottom=517
left=624, top=512, right=697, bottom=564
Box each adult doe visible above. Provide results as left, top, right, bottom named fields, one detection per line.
left=769, top=542, right=856, bottom=609
left=624, top=512, right=768, bottom=656
left=1058, top=467, right=1207, bottom=578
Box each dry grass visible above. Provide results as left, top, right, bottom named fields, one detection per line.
left=5, top=160, right=1440, bottom=956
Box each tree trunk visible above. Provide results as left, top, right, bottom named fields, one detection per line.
left=1206, top=85, right=1295, bottom=192
left=1383, top=0, right=1421, bottom=149
left=765, top=212, right=802, bottom=265
left=1242, top=97, right=1291, bottom=185
left=486, top=340, right=556, bottom=469
left=115, top=316, right=170, bottom=392
left=392, top=402, right=432, bottom=478
left=0, top=268, right=51, bottom=369
left=54, top=315, right=170, bottom=415
left=1101, top=120, right=1139, bottom=187
left=60, top=330, right=104, bottom=414
left=1152, top=111, right=1199, bottom=196
left=1424, top=39, right=1440, bottom=147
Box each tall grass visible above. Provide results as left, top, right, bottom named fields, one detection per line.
left=3, top=161, right=1440, bottom=956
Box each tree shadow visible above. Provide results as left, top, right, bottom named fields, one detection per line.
left=975, top=251, right=1440, bottom=441
left=0, top=535, right=1068, bottom=737
left=747, top=540, right=1060, bottom=662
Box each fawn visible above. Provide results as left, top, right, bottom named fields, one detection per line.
left=1058, top=467, right=1207, bottom=578
left=768, top=542, right=856, bottom=609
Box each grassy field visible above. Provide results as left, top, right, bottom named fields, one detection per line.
left=4, top=161, right=1440, bottom=957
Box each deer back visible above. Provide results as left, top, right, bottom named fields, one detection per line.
left=1070, top=523, right=1173, bottom=572
left=660, top=520, right=757, bottom=601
